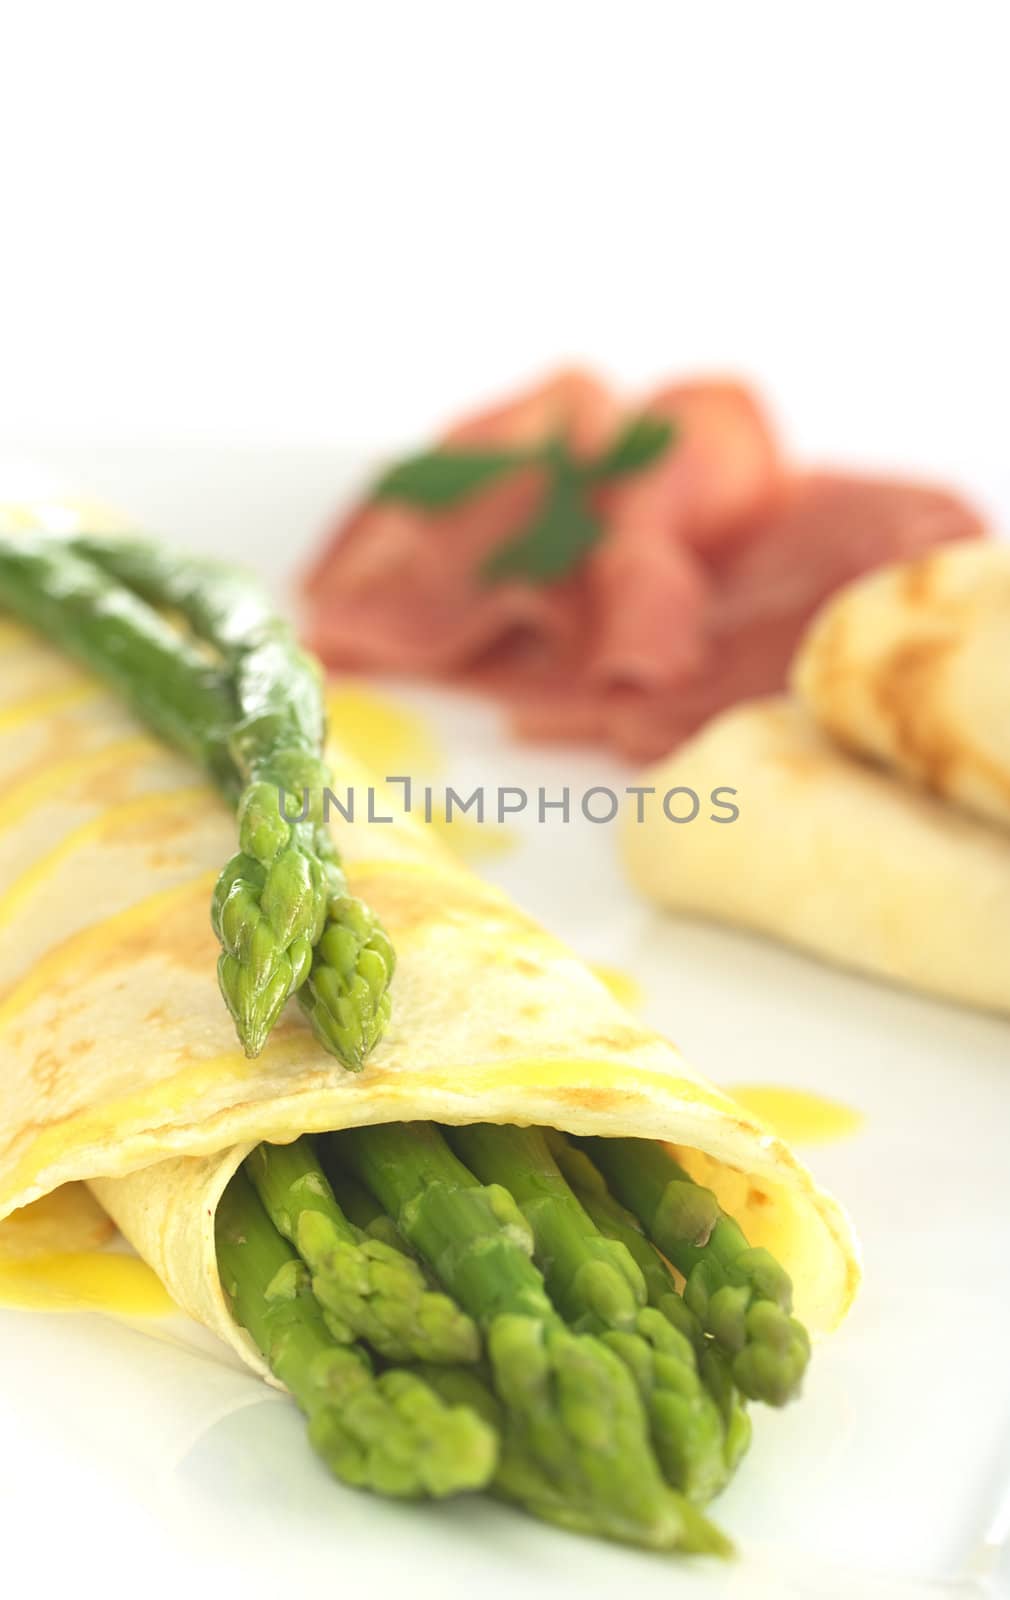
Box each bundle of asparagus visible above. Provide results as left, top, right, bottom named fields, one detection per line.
left=221, top=1124, right=812, bottom=1552
left=0, top=534, right=393, bottom=1065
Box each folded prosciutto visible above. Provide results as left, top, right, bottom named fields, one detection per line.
left=304, top=371, right=984, bottom=761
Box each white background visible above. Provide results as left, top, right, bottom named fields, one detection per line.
left=3, top=9, right=1010, bottom=1600
left=1, top=0, right=1009, bottom=500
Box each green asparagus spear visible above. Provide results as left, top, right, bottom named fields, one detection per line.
left=547, top=1132, right=699, bottom=1331
left=68, top=537, right=327, bottom=748
left=328, top=1121, right=726, bottom=1552
left=318, top=1153, right=454, bottom=1293
left=448, top=1124, right=730, bottom=1503
left=447, top=1123, right=647, bottom=1328
left=245, top=1138, right=479, bottom=1363
left=548, top=1133, right=752, bottom=1476
left=0, top=536, right=238, bottom=793
left=71, top=535, right=394, bottom=1065
left=296, top=896, right=394, bottom=1066
left=0, top=533, right=312, bottom=1058
left=575, top=1137, right=810, bottom=1406
left=214, top=1168, right=496, bottom=1499
left=699, top=1345, right=753, bottom=1476
left=320, top=1159, right=410, bottom=1252
left=406, top=1362, right=732, bottom=1557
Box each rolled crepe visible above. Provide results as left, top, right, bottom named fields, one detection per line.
left=793, top=542, right=1010, bottom=830
left=0, top=623, right=858, bottom=1379
left=622, top=696, right=1010, bottom=1016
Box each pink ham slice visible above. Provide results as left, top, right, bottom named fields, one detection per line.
left=303, top=369, right=617, bottom=675
left=602, top=472, right=986, bottom=760
left=584, top=532, right=711, bottom=693
left=584, top=380, right=782, bottom=692
left=304, top=372, right=985, bottom=762
left=709, top=470, right=985, bottom=631
left=468, top=472, right=985, bottom=761
left=615, top=379, right=784, bottom=555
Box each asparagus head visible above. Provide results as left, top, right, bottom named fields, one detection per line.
left=70, top=535, right=396, bottom=1066
left=576, top=1137, right=810, bottom=1406
left=328, top=1121, right=728, bottom=1552
left=449, top=1124, right=731, bottom=1504
left=245, top=1137, right=480, bottom=1363
left=549, top=1131, right=752, bottom=1478
left=406, top=1359, right=731, bottom=1557
left=214, top=1168, right=496, bottom=1498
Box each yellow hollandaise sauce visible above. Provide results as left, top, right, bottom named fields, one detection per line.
left=588, top=963, right=644, bottom=1012
left=325, top=682, right=513, bottom=862
left=0, top=1252, right=176, bottom=1317
left=325, top=683, right=443, bottom=779
left=0, top=1183, right=175, bottom=1319
left=724, top=1085, right=863, bottom=1144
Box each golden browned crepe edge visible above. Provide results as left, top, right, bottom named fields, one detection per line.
left=792, top=543, right=1010, bottom=828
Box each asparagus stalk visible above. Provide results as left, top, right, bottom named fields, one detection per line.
left=318, top=1153, right=451, bottom=1292
left=447, top=1123, right=646, bottom=1329
left=67, top=537, right=328, bottom=752
left=71, top=535, right=394, bottom=1065
left=320, top=1159, right=410, bottom=1252
left=214, top=1169, right=496, bottom=1499
left=0, top=538, right=325, bottom=1055
left=547, top=1132, right=702, bottom=1335
left=328, top=1121, right=727, bottom=1553
left=0, top=536, right=237, bottom=792
left=448, top=1124, right=730, bottom=1503
left=549, top=1133, right=752, bottom=1476
left=575, top=1137, right=811, bottom=1406
left=245, top=1138, right=479, bottom=1363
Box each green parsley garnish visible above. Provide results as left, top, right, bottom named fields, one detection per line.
left=371, top=414, right=677, bottom=585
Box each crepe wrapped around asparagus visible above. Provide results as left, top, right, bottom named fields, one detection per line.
left=0, top=628, right=855, bottom=1324
left=621, top=695, right=1010, bottom=1015
left=793, top=542, right=1010, bottom=831
left=0, top=519, right=858, bottom=1543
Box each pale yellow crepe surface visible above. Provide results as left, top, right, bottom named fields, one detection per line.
left=793, top=542, right=1010, bottom=829
left=622, top=696, right=1010, bottom=1018
left=0, top=627, right=858, bottom=1375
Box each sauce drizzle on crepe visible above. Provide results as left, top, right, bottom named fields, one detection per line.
left=725, top=1085, right=863, bottom=1145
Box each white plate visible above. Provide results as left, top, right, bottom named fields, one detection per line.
left=1, top=449, right=1009, bottom=1600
